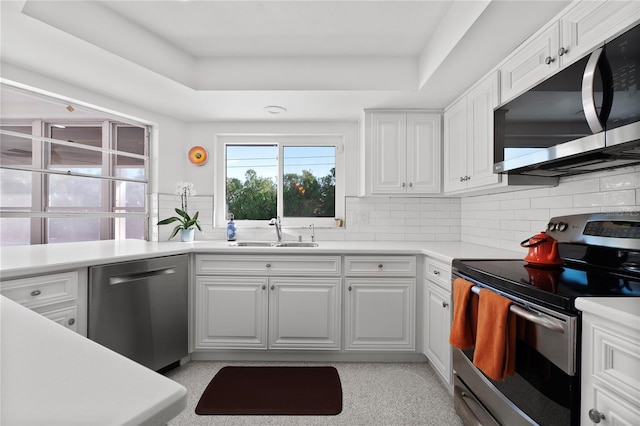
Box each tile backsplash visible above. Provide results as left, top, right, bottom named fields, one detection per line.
left=152, top=165, right=639, bottom=247
left=460, top=166, right=640, bottom=251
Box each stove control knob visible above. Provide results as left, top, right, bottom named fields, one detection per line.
left=547, top=222, right=556, bottom=231
left=557, top=222, right=568, bottom=231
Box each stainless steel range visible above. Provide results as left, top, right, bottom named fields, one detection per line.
left=452, top=212, right=640, bottom=426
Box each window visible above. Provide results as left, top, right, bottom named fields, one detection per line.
left=0, top=87, right=149, bottom=246
left=217, top=135, right=343, bottom=228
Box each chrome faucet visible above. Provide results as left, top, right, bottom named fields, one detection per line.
left=269, top=217, right=282, bottom=242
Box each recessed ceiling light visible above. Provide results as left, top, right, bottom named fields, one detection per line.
left=264, top=105, right=287, bottom=115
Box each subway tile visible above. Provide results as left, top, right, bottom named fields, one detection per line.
left=600, top=172, right=640, bottom=191
left=531, top=195, right=574, bottom=209
left=500, top=198, right=530, bottom=211
left=549, top=178, right=600, bottom=196
left=573, top=190, right=636, bottom=207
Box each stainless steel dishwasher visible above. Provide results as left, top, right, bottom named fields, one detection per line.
left=89, top=254, right=188, bottom=371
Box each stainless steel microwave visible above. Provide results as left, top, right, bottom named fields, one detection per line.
left=494, top=23, right=640, bottom=177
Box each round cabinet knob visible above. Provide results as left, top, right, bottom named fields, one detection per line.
left=434, top=270, right=440, bottom=276
left=378, top=264, right=383, bottom=269
left=270, top=285, right=275, bottom=290
left=558, top=46, right=568, bottom=56
left=262, top=285, right=266, bottom=290
left=266, top=263, right=271, bottom=268
left=460, top=177, right=465, bottom=182
left=348, top=286, right=352, bottom=291
left=409, top=182, right=413, bottom=188
left=67, top=318, right=75, bottom=326
left=545, top=56, right=555, bottom=65
left=442, top=301, right=449, bottom=308
left=588, top=409, right=605, bottom=423
left=402, top=182, right=406, bottom=188
left=30, top=290, right=42, bottom=297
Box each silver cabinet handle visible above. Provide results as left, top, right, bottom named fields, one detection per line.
left=588, top=409, right=605, bottom=423
left=558, top=46, right=567, bottom=56
left=545, top=56, right=555, bottom=65
left=30, top=290, right=42, bottom=297
left=442, top=301, right=449, bottom=308
left=67, top=318, right=75, bottom=326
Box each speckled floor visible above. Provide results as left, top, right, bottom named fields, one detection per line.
left=165, top=361, right=463, bottom=426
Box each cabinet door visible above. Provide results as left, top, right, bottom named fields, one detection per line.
left=406, top=113, right=441, bottom=194
left=268, top=278, right=341, bottom=350
left=345, top=278, right=415, bottom=351
left=195, top=277, right=268, bottom=349
left=561, top=1, right=640, bottom=66
left=424, top=281, right=452, bottom=385
left=370, top=113, right=407, bottom=194
left=443, top=98, right=468, bottom=193
left=466, top=72, right=501, bottom=189
left=500, top=24, right=560, bottom=104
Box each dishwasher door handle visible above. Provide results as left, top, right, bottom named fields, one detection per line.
left=109, top=267, right=177, bottom=285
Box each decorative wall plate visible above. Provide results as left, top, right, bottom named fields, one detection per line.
left=189, top=146, right=208, bottom=165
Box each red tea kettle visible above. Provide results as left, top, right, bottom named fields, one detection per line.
left=520, top=232, right=563, bottom=266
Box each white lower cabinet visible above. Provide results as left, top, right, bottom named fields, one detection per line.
left=195, top=254, right=342, bottom=351
left=0, top=270, right=87, bottom=335
left=268, top=278, right=341, bottom=350
left=580, top=302, right=640, bottom=425
left=423, top=257, right=452, bottom=386
left=196, top=276, right=269, bottom=349
left=344, top=278, right=415, bottom=351
left=196, top=276, right=341, bottom=350
left=424, top=280, right=451, bottom=384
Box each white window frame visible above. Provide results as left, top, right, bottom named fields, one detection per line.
left=215, top=133, right=345, bottom=228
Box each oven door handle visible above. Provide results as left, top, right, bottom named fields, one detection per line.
left=471, top=286, right=565, bottom=334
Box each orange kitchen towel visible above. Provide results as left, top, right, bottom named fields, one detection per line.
left=472, top=289, right=516, bottom=381
left=449, top=278, right=476, bottom=349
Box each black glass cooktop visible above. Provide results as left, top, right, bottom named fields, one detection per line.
left=452, top=258, right=640, bottom=312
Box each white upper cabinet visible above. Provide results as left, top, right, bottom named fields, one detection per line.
left=561, top=0, right=640, bottom=66
left=501, top=0, right=640, bottom=104
left=360, top=110, right=441, bottom=196
left=444, top=72, right=500, bottom=193
left=500, top=24, right=561, bottom=104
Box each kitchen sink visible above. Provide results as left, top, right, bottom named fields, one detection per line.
left=230, top=241, right=318, bottom=248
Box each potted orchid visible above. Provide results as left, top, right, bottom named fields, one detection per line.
left=158, top=181, right=201, bottom=242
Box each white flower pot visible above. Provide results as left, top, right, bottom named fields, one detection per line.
left=180, top=229, right=195, bottom=242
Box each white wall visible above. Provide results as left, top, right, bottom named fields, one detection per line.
left=460, top=166, right=640, bottom=251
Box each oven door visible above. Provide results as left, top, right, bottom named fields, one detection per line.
left=452, top=272, right=580, bottom=426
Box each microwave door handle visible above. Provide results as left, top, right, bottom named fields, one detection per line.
left=582, top=48, right=606, bottom=133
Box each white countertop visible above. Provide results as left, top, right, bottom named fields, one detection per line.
left=0, top=295, right=187, bottom=426
left=0, top=239, right=524, bottom=278
left=576, top=297, right=640, bottom=331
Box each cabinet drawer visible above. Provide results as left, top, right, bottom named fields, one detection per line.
left=426, top=257, right=452, bottom=290
left=344, top=256, right=416, bottom=276
left=196, top=255, right=341, bottom=276
left=39, top=305, right=78, bottom=332
left=0, top=272, right=78, bottom=309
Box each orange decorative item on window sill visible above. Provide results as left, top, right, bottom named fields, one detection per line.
left=189, top=146, right=208, bottom=165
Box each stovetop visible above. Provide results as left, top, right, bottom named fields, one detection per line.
left=452, top=258, right=640, bottom=313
